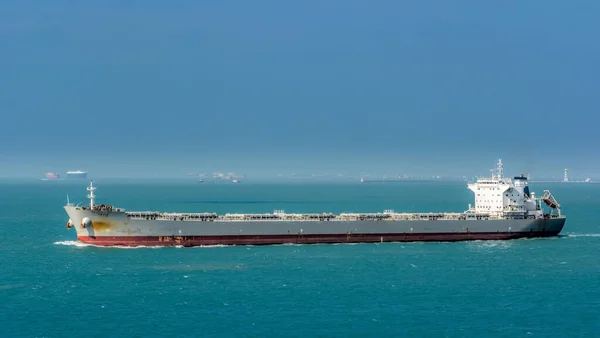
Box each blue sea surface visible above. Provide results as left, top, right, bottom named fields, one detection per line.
left=1, top=179, right=599, bottom=337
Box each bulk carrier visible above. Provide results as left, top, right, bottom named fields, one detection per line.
left=63, top=160, right=566, bottom=247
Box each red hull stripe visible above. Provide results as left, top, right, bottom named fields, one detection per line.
left=78, top=231, right=561, bottom=247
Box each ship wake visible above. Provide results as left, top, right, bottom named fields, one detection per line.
left=467, top=240, right=513, bottom=250
left=54, top=240, right=92, bottom=247
left=54, top=241, right=168, bottom=249
left=564, top=233, right=600, bottom=238
left=53, top=241, right=237, bottom=249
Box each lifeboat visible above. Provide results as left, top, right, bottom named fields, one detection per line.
left=543, top=197, right=558, bottom=209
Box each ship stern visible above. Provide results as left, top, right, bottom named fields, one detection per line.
left=547, top=216, right=567, bottom=236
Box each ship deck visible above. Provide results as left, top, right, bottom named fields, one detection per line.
left=121, top=210, right=563, bottom=222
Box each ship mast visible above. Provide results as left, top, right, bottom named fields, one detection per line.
left=87, top=181, right=96, bottom=209
left=497, top=159, right=504, bottom=180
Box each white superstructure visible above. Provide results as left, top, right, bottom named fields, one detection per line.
left=67, top=170, right=88, bottom=179
left=467, top=159, right=555, bottom=219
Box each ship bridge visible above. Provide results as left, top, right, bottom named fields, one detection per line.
left=467, top=159, right=550, bottom=218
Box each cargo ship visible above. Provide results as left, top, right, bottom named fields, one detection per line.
left=45, top=172, right=60, bottom=179
left=63, top=160, right=566, bottom=247
left=66, top=170, right=87, bottom=179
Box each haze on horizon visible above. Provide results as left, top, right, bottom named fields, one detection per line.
left=1, top=1, right=598, bottom=179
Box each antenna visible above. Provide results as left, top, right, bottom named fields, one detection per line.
left=497, top=158, right=504, bottom=179
left=86, top=180, right=96, bottom=208
left=67, top=194, right=71, bottom=206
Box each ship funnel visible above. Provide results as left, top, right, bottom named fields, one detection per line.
left=513, top=174, right=528, bottom=197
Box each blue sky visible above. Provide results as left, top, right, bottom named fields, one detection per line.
left=1, top=1, right=598, bottom=178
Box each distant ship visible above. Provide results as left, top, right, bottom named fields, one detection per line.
left=360, top=176, right=410, bottom=183
left=45, top=172, right=60, bottom=179
left=40, top=172, right=62, bottom=181
left=67, top=170, right=87, bottom=179
left=63, top=159, right=566, bottom=247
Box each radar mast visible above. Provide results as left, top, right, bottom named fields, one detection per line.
left=87, top=181, right=96, bottom=209
left=496, top=159, right=504, bottom=180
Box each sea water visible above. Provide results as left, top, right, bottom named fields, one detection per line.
left=1, top=179, right=599, bottom=337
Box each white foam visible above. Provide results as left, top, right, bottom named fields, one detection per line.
left=565, top=233, right=600, bottom=238
left=105, top=245, right=168, bottom=249
left=467, top=240, right=512, bottom=250
left=53, top=241, right=170, bottom=249
left=54, top=240, right=92, bottom=247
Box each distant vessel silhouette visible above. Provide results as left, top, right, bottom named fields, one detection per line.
left=66, top=170, right=87, bottom=179
left=45, top=172, right=59, bottom=179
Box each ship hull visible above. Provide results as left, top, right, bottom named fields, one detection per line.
left=77, top=231, right=561, bottom=247
left=65, top=206, right=566, bottom=247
